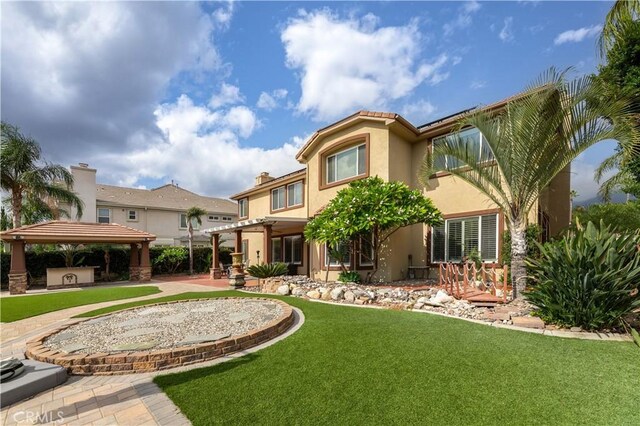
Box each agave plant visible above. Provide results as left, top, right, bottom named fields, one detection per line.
left=525, top=221, right=640, bottom=331
left=246, top=262, right=288, bottom=279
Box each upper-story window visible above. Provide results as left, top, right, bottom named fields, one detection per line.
left=97, top=208, right=110, bottom=224
left=179, top=213, right=200, bottom=230
left=127, top=210, right=138, bottom=221
left=238, top=198, right=248, bottom=219
left=208, top=215, right=219, bottom=221
left=326, top=144, right=366, bottom=184
left=271, top=187, right=286, bottom=211
left=432, top=127, right=494, bottom=169
left=222, top=216, right=233, bottom=222
left=287, top=182, right=303, bottom=207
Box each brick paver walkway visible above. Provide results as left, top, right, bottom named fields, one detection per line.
left=0, top=279, right=303, bottom=426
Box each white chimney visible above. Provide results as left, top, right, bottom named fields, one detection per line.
left=70, top=163, right=97, bottom=222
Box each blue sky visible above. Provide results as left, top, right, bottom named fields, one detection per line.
left=1, top=1, right=617, bottom=201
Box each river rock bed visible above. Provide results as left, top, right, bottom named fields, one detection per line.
left=44, top=298, right=284, bottom=354
left=258, top=275, right=533, bottom=324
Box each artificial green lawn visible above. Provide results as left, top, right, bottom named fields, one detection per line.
left=0, top=286, right=161, bottom=322
left=81, top=291, right=639, bottom=425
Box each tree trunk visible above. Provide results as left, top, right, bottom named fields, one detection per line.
left=188, top=227, right=194, bottom=275
left=510, top=220, right=528, bottom=299
left=12, top=190, right=22, bottom=229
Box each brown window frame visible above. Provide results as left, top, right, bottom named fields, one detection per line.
left=270, top=233, right=304, bottom=266
left=269, top=179, right=305, bottom=214
left=318, top=134, right=370, bottom=190
left=238, top=198, right=248, bottom=219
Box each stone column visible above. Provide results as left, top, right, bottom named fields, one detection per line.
left=139, top=241, right=151, bottom=281
left=263, top=224, right=272, bottom=265
left=210, top=234, right=222, bottom=279
left=228, top=252, right=245, bottom=288
left=129, top=243, right=140, bottom=281
left=9, top=240, right=27, bottom=294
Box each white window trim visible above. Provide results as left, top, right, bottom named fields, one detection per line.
left=324, top=242, right=351, bottom=267
left=238, top=198, right=248, bottom=218
left=431, top=214, right=499, bottom=263
left=127, top=210, right=138, bottom=222
left=97, top=208, right=111, bottom=224
left=432, top=128, right=494, bottom=169
left=326, top=143, right=366, bottom=184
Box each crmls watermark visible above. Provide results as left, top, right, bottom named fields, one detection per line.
left=12, top=410, right=65, bottom=424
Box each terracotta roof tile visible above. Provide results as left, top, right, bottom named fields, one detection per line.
left=1, top=221, right=156, bottom=244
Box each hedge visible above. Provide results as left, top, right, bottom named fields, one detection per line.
left=1, top=246, right=232, bottom=288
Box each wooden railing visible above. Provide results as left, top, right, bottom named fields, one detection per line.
left=438, top=262, right=509, bottom=303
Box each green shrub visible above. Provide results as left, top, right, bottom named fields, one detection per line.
left=338, top=271, right=361, bottom=283
left=525, top=221, right=640, bottom=331
left=246, top=262, right=288, bottom=278
left=572, top=201, right=640, bottom=233
left=153, top=246, right=188, bottom=274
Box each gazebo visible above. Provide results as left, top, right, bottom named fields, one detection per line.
left=1, top=221, right=156, bottom=294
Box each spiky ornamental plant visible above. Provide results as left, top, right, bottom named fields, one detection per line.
left=420, top=68, right=639, bottom=298
left=185, top=206, right=207, bottom=275
left=1, top=122, right=84, bottom=228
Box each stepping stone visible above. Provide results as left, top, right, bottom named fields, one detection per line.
left=121, top=327, right=158, bottom=338
left=60, top=343, right=88, bottom=353
left=157, top=313, right=188, bottom=324
left=137, top=307, right=166, bottom=316
left=229, top=312, right=251, bottom=322
left=84, top=317, right=109, bottom=325
left=48, top=332, right=77, bottom=343
left=111, top=341, right=158, bottom=351
left=511, top=316, right=545, bottom=329
left=118, top=318, right=148, bottom=327
left=485, top=312, right=511, bottom=322
left=178, top=333, right=231, bottom=345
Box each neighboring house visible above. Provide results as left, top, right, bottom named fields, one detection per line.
left=207, top=95, right=571, bottom=282
left=69, top=164, right=237, bottom=247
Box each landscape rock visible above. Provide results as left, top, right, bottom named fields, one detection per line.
left=432, top=290, right=455, bottom=305
left=292, top=287, right=307, bottom=297
left=321, top=290, right=332, bottom=301
left=306, top=290, right=321, bottom=299
left=330, top=287, right=345, bottom=301
left=344, top=291, right=356, bottom=303
left=276, top=285, right=290, bottom=296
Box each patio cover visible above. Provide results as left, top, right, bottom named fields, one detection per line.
left=0, top=221, right=156, bottom=244
left=203, top=216, right=308, bottom=234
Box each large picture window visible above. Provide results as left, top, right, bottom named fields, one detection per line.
left=326, top=144, right=366, bottom=184
left=325, top=241, right=351, bottom=267
left=431, top=213, right=498, bottom=263
left=432, top=127, right=494, bottom=169
left=271, top=235, right=303, bottom=265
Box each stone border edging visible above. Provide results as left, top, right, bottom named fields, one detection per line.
left=300, top=296, right=632, bottom=342
left=24, top=297, right=295, bottom=375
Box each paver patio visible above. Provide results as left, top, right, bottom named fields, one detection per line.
left=0, top=279, right=281, bottom=426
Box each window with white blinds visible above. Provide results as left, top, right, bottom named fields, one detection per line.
left=431, top=213, right=498, bottom=262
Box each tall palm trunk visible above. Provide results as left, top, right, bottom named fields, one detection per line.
left=11, top=189, right=22, bottom=228
left=509, top=219, right=528, bottom=299
left=188, top=227, right=194, bottom=275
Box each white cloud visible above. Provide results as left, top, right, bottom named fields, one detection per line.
left=554, top=25, right=602, bottom=45
left=95, top=95, right=302, bottom=196
left=209, top=83, right=244, bottom=108
left=256, top=89, right=288, bottom=111
left=400, top=100, right=437, bottom=124
left=282, top=10, right=453, bottom=121
left=470, top=80, right=486, bottom=90
left=443, top=1, right=481, bottom=36
left=1, top=1, right=230, bottom=160
left=499, top=17, right=514, bottom=42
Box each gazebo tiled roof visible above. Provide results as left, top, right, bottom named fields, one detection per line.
left=0, top=221, right=156, bottom=244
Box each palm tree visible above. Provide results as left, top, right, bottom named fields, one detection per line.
left=1, top=122, right=84, bottom=228
left=599, top=0, right=640, bottom=57
left=185, top=206, right=207, bottom=275
left=420, top=68, right=639, bottom=298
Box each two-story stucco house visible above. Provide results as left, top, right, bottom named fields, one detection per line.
left=207, top=95, right=571, bottom=282
left=69, top=164, right=237, bottom=247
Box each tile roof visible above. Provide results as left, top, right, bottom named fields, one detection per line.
left=0, top=221, right=156, bottom=244
left=96, top=184, right=237, bottom=214
left=230, top=168, right=306, bottom=199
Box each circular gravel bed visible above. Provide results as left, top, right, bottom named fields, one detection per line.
left=26, top=298, right=294, bottom=375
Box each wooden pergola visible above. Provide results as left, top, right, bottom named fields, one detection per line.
left=0, top=221, right=156, bottom=294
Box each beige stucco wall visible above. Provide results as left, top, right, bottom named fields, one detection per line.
left=70, top=165, right=97, bottom=222
left=240, top=178, right=308, bottom=220
left=539, top=165, right=572, bottom=236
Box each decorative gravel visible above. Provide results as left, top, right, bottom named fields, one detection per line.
left=44, top=299, right=284, bottom=354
